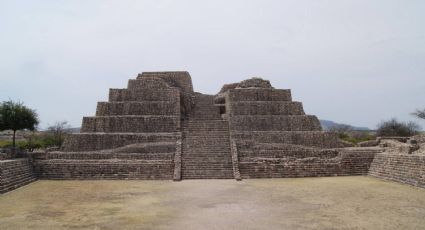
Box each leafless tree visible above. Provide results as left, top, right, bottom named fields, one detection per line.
left=47, top=121, right=71, bottom=147
left=376, top=118, right=420, bottom=137
left=329, top=124, right=353, bottom=136
left=412, top=109, right=425, bottom=119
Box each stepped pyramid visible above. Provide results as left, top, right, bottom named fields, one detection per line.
left=34, top=72, right=372, bottom=180
left=35, top=72, right=193, bottom=180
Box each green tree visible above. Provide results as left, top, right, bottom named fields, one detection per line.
left=0, top=100, right=39, bottom=148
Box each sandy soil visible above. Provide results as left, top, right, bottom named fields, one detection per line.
left=1, top=176, right=424, bottom=230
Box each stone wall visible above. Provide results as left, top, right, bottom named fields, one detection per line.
left=10, top=72, right=423, bottom=186
left=369, top=153, right=425, bottom=188
left=229, top=115, right=322, bottom=131
left=137, top=71, right=194, bottom=94
left=229, top=101, right=305, bottom=116
left=34, top=141, right=179, bottom=180
left=96, top=101, right=179, bottom=116
left=237, top=145, right=381, bottom=178
left=34, top=160, right=174, bottom=180
left=0, top=159, right=36, bottom=194
left=231, top=131, right=342, bottom=148
left=63, top=133, right=180, bottom=152
left=227, top=88, right=292, bottom=101
left=81, top=116, right=180, bottom=133
left=109, top=88, right=180, bottom=102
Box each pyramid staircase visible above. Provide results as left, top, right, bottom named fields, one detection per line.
left=181, top=94, right=234, bottom=179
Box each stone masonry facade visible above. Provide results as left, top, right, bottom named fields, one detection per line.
left=1, top=71, right=424, bottom=193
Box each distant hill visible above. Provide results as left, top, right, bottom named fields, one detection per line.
left=319, top=120, right=370, bottom=131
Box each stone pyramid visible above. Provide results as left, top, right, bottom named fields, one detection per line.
left=34, top=72, right=378, bottom=180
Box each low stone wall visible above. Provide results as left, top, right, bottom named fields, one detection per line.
left=369, top=153, right=425, bottom=188
left=238, top=149, right=378, bottom=179
left=33, top=159, right=173, bottom=180
left=0, top=152, right=13, bottom=160
left=0, top=158, right=36, bottom=194
left=33, top=141, right=178, bottom=180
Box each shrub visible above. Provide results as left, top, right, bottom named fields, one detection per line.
left=338, top=131, right=376, bottom=144
left=0, top=132, right=63, bottom=151
left=340, top=133, right=376, bottom=144
left=376, top=118, right=421, bottom=137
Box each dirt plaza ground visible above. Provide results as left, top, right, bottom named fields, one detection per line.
left=0, top=176, right=424, bottom=230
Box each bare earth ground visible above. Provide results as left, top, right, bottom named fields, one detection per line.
left=0, top=177, right=424, bottom=230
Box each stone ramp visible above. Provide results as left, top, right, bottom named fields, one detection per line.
left=181, top=94, right=234, bottom=179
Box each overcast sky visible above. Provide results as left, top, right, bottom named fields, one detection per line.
left=1, top=0, right=424, bottom=129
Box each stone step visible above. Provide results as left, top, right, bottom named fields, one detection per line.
left=182, top=168, right=233, bottom=172
left=182, top=144, right=230, bottom=147
left=182, top=143, right=230, bottom=147
left=183, top=139, right=230, bottom=143
left=182, top=136, right=230, bottom=141
left=183, top=135, right=229, bottom=139
left=181, top=95, right=233, bottom=180
left=182, top=158, right=232, bottom=162
left=182, top=150, right=231, bottom=153
left=184, top=125, right=228, bottom=128
left=182, top=136, right=229, bottom=139
left=182, top=164, right=233, bottom=167
left=185, top=125, right=228, bottom=129
left=185, top=125, right=228, bottom=128
left=182, top=162, right=231, bottom=165
left=184, top=129, right=228, bottom=132
left=48, top=152, right=174, bottom=160
left=182, top=166, right=233, bottom=169
left=182, top=171, right=234, bottom=175
left=182, top=131, right=229, bottom=134
left=182, top=152, right=232, bottom=155
left=182, top=172, right=234, bottom=179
